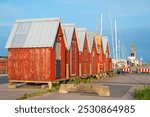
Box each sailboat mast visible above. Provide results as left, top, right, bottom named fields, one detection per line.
left=100, top=14, right=103, bottom=35
left=96, top=17, right=98, bottom=34
left=115, top=19, right=118, bottom=61
left=110, top=15, right=115, bottom=60
left=118, top=39, right=121, bottom=60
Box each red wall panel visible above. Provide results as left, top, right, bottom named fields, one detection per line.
left=0, top=59, right=7, bottom=73
left=81, top=38, right=90, bottom=76
left=91, top=42, right=98, bottom=74
left=8, top=48, right=51, bottom=82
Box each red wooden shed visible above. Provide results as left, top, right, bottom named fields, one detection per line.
left=76, top=28, right=90, bottom=76
left=102, top=37, right=112, bottom=72
left=5, top=18, right=67, bottom=84
left=63, top=24, right=79, bottom=78
left=95, top=34, right=105, bottom=73
left=88, top=32, right=99, bottom=75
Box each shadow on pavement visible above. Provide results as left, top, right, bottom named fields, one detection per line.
left=107, top=85, right=132, bottom=97
left=0, top=75, right=8, bottom=85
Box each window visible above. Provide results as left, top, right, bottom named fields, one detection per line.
left=12, top=22, right=31, bottom=47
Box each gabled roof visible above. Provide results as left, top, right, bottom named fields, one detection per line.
left=88, top=32, right=95, bottom=53
left=76, top=28, right=89, bottom=52
left=63, top=23, right=76, bottom=50
left=5, top=17, right=65, bottom=48
left=102, top=36, right=109, bottom=54
left=95, top=34, right=103, bottom=53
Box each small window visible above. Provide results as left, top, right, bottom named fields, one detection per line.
left=12, top=22, right=31, bottom=47
left=16, top=22, right=31, bottom=34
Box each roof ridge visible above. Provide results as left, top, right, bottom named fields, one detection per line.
left=63, top=23, right=75, bottom=26
left=16, top=17, right=61, bottom=23
left=76, top=28, right=86, bottom=31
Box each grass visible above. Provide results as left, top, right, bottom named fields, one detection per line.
left=134, top=86, right=150, bottom=100
left=65, top=75, right=97, bottom=85
left=17, top=83, right=61, bottom=100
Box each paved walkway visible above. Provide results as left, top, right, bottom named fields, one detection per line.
left=30, top=73, right=150, bottom=100
left=0, top=74, right=40, bottom=100
left=0, top=72, right=150, bottom=100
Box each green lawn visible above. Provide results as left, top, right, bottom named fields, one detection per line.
left=134, top=86, right=150, bottom=100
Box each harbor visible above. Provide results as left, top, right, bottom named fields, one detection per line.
left=0, top=1, right=150, bottom=101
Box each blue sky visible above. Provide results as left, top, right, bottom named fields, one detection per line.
left=0, top=0, right=150, bottom=62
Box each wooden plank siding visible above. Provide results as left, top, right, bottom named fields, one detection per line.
left=81, top=37, right=90, bottom=76
left=95, top=35, right=105, bottom=73
left=0, top=58, right=8, bottom=74
left=69, top=30, right=79, bottom=77
left=8, top=48, right=51, bottom=81
left=90, top=40, right=99, bottom=74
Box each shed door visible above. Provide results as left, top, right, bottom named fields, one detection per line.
left=70, top=41, right=76, bottom=75
left=84, top=48, right=88, bottom=75
left=92, top=51, right=95, bottom=73
left=55, top=41, right=61, bottom=78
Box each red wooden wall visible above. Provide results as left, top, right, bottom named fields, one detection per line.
left=104, top=42, right=112, bottom=72
left=52, top=24, right=66, bottom=80
left=91, top=40, right=98, bottom=74
left=96, top=35, right=105, bottom=73
left=8, top=48, right=51, bottom=81
left=68, top=30, right=79, bottom=77
left=80, top=37, right=90, bottom=76
left=0, top=59, right=7, bottom=74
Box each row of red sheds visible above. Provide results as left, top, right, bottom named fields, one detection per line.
left=5, top=18, right=112, bottom=83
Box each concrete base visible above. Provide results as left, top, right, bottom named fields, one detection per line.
left=108, top=72, right=113, bottom=77
left=41, top=84, right=48, bottom=89
left=101, top=73, right=107, bottom=78
left=96, top=74, right=100, bottom=80
left=99, top=73, right=102, bottom=78
left=59, top=83, right=110, bottom=96
left=8, top=82, right=17, bottom=89
left=92, top=85, right=110, bottom=96
left=48, top=82, right=52, bottom=89
left=76, top=84, right=92, bottom=93
left=59, top=84, right=76, bottom=93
